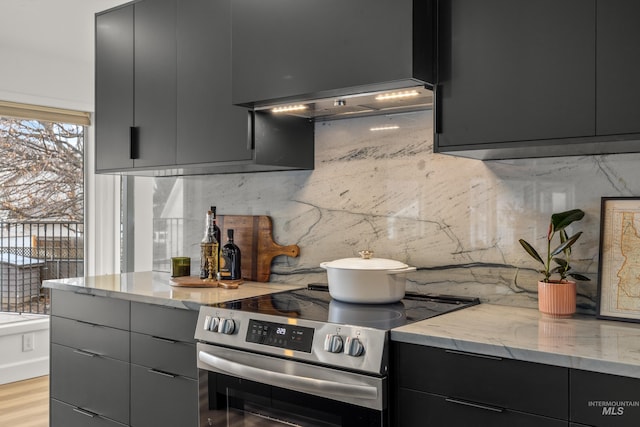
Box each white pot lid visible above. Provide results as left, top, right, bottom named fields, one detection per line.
left=322, top=251, right=409, bottom=271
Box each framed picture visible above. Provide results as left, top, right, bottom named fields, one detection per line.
left=597, top=197, right=640, bottom=322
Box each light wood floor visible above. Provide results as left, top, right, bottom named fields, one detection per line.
left=0, top=376, right=49, bottom=427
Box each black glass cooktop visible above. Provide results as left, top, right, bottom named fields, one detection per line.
left=214, top=284, right=480, bottom=330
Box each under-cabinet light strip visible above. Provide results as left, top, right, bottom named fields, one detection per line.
left=374, top=90, right=420, bottom=101
left=271, top=104, right=308, bottom=113
left=370, top=125, right=400, bottom=131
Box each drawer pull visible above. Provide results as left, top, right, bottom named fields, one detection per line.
left=151, top=335, right=178, bottom=344
left=73, top=291, right=96, bottom=297
left=445, top=397, right=504, bottom=413
left=76, top=319, right=101, bottom=328
left=73, top=407, right=97, bottom=418
left=445, top=349, right=503, bottom=361
left=73, top=349, right=98, bottom=357
left=148, top=368, right=177, bottom=378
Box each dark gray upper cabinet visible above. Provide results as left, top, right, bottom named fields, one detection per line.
left=596, top=0, right=640, bottom=136
left=133, top=0, right=177, bottom=169
left=434, top=0, right=595, bottom=156
left=95, top=0, right=176, bottom=172
left=95, top=0, right=313, bottom=176
left=95, top=5, right=134, bottom=171
left=435, top=0, right=640, bottom=160
left=231, top=0, right=435, bottom=107
left=176, top=0, right=252, bottom=165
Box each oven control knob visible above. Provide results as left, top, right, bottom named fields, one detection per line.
left=218, top=318, right=236, bottom=335
left=324, top=334, right=344, bottom=353
left=208, top=317, right=220, bottom=332
left=345, top=337, right=364, bottom=357
left=203, top=315, right=212, bottom=330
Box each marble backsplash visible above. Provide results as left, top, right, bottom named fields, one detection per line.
left=152, top=109, right=640, bottom=315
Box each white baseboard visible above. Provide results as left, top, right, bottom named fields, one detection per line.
left=0, top=356, right=49, bottom=385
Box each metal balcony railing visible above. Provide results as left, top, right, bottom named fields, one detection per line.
left=0, top=222, right=83, bottom=314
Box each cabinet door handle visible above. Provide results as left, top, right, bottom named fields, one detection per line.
left=445, top=397, right=504, bottom=413
left=129, top=126, right=139, bottom=159
left=434, top=84, right=442, bottom=134
left=73, top=349, right=98, bottom=358
left=148, top=368, right=177, bottom=378
left=445, top=349, right=502, bottom=361
left=72, top=407, right=97, bottom=418
left=151, top=336, right=178, bottom=344
left=248, top=111, right=255, bottom=151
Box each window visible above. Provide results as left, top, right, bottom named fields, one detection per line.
left=0, top=101, right=88, bottom=313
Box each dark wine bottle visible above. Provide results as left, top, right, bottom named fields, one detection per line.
left=211, top=206, right=221, bottom=271
left=210, top=206, right=221, bottom=245
left=220, top=229, right=242, bottom=280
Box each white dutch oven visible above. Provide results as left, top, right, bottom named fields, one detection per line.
left=320, top=250, right=416, bottom=304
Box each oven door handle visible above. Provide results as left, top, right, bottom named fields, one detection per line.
left=198, top=350, right=378, bottom=400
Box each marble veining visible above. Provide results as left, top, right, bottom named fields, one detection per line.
left=391, top=303, right=640, bottom=378
left=152, top=109, right=640, bottom=315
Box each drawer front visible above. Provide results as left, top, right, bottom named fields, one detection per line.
left=395, top=343, right=568, bottom=419
left=397, top=388, right=567, bottom=427
left=131, top=331, right=197, bottom=378
left=51, top=316, right=129, bottom=362
left=51, top=399, right=128, bottom=427
left=131, top=363, right=199, bottom=427
left=50, top=343, right=129, bottom=424
left=51, top=289, right=130, bottom=330
left=131, top=302, right=198, bottom=342
left=571, top=369, right=640, bottom=427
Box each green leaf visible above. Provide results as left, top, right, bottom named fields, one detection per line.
left=569, top=272, right=591, bottom=281
left=551, top=232, right=583, bottom=257
left=553, top=258, right=568, bottom=269
left=551, top=209, right=585, bottom=231
left=559, top=230, right=568, bottom=243
left=559, top=230, right=571, bottom=256
left=519, top=239, right=545, bottom=265
left=551, top=265, right=564, bottom=274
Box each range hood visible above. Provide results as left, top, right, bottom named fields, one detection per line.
left=254, top=85, right=434, bottom=121
left=231, top=0, right=435, bottom=120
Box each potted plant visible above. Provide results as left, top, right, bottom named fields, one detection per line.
left=519, top=209, right=590, bottom=317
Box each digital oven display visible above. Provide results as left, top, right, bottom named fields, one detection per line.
left=246, top=319, right=315, bottom=353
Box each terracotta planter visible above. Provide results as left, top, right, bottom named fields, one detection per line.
left=537, top=280, right=576, bottom=318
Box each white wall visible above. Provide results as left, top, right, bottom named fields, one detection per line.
left=0, top=316, right=49, bottom=384
left=0, top=0, right=128, bottom=111
left=0, top=0, right=154, bottom=275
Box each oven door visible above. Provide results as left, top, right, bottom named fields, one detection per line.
left=197, top=343, right=388, bottom=427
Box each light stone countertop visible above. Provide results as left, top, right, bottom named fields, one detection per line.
left=43, top=271, right=305, bottom=311
left=44, top=274, right=640, bottom=378
left=391, top=303, right=640, bottom=379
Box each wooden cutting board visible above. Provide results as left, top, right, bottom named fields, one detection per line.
left=217, top=215, right=299, bottom=282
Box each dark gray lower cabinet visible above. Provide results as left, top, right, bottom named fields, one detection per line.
left=397, top=389, right=566, bottom=427
left=130, top=302, right=199, bottom=427
left=393, top=343, right=640, bottom=426
left=570, top=370, right=640, bottom=427
left=51, top=399, right=128, bottom=427
left=130, top=365, right=198, bottom=427
left=51, top=343, right=130, bottom=424
left=50, top=290, right=131, bottom=426
left=50, top=290, right=200, bottom=427
left=393, top=343, right=569, bottom=426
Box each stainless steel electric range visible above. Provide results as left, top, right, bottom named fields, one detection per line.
left=195, top=284, right=479, bottom=427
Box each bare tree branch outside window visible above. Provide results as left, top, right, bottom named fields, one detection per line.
left=0, top=118, right=84, bottom=221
